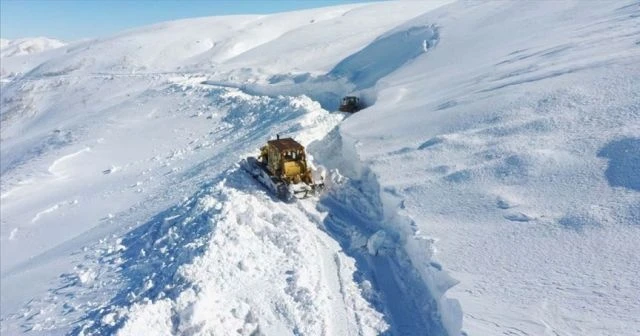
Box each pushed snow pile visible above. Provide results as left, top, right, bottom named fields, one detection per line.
left=1, top=1, right=639, bottom=336
left=0, top=37, right=66, bottom=57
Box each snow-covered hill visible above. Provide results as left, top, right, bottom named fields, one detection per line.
left=0, top=37, right=65, bottom=58
left=0, top=37, right=67, bottom=78
left=1, top=1, right=639, bottom=335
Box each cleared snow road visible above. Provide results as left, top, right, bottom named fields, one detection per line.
left=1, top=76, right=448, bottom=336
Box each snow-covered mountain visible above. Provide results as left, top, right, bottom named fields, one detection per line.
left=0, top=37, right=66, bottom=58
left=0, top=37, right=67, bottom=78
left=1, top=1, right=639, bottom=335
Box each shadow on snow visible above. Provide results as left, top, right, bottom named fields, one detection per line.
left=71, top=173, right=232, bottom=335
left=597, top=137, right=640, bottom=192
left=317, top=171, right=447, bottom=336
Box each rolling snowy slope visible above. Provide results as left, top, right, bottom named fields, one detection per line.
left=0, top=37, right=65, bottom=58
left=1, top=1, right=639, bottom=336
left=0, top=37, right=67, bottom=78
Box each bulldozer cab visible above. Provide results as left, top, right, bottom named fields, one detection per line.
left=282, top=149, right=304, bottom=161
left=342, top=96, right=358, bottom=105
left=262, top=137, right=308, bottom=179
left=247, top=135, right=324, bottom=199
left=339, top=96, right=361, bottom=113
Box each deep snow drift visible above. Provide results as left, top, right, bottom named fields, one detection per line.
left=1, top=1, right=639, bottom=335
left=337, top=2, right=640, bottom=335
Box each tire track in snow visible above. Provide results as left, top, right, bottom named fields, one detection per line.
left=294, top=199, right=379, bottom=336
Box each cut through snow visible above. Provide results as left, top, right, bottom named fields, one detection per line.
left=329, top=24, right=440, bottom=90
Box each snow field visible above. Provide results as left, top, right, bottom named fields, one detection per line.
left=2, top=1, right=639, bottom=335
left=338, top=1, right=640, bottom=334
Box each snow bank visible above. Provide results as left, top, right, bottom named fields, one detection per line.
left=311, top=128, right=463, bottom=335
left=340, top=0, right=640, bottom=335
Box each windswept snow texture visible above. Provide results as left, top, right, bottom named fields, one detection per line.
left=2, top=1, right=640, bottom=336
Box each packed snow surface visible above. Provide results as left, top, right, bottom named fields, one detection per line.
left=1, top=1, right=639, bottom=335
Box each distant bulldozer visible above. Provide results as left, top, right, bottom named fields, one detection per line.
left=242, top=135, right=324, bottom=200
left=339, top=96, right=362, bottom=113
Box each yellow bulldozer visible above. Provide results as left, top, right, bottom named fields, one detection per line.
left=242, top=135, right=324, bottom=200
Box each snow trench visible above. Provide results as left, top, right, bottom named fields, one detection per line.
left=201, top=23, right=440, bottom=113
left=66, top=91, right=459, bottom=335
left=4, top=20, right=455, bottom=333
left=328, top=24, right=439, bottom=90
left=310, top=128, right=462, bottom=336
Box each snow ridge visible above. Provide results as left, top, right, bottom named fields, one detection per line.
left=202, top=22, right=440, bottom=112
